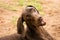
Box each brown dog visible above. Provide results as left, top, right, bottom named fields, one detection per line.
left=17, top=5, right=54, bottom=40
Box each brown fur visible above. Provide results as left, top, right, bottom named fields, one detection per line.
left=17, top=5, right=54, bottom=40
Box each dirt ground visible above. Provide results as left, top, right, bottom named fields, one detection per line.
left=0, top=0, right=60, bottom=40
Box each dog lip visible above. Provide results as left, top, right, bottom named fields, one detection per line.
left=41, top=22, right=46, bottom=26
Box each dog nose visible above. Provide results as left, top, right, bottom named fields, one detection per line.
left=27, top=5, right=33, bottom=7
left=26, top=7, right=33, bottom=11
left=26, top=5, right=34, bottom=11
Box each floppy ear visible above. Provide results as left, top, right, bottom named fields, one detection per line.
left=17, top=16, right=24, bottom=34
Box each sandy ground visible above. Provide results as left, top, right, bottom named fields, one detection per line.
left=0, top=0, right=60, bottom=40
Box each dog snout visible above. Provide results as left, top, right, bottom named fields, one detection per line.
left=38, top=17, right=46, bottom=26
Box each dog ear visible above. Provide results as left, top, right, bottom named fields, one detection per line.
left=17, top=16, right=24, bottom=34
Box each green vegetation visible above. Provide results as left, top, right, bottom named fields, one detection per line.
left=0, top=2, right=18, bottom=11
left=18, top=0, right=42, bottom=11
left=0, top=0, right=45, bottom=15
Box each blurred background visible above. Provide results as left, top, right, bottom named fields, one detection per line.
left=0, top=0, right=60, bottom=40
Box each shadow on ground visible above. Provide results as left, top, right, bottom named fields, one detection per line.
left=0, top=33, right=21, bottom=40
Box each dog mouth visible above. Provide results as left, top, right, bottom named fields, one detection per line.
left=37, top=17, right=46, bottom=26
left=40, top=21, right=46, bottom=26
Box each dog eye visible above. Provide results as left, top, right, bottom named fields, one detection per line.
left=26, top=15, right=31, bottom=20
